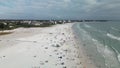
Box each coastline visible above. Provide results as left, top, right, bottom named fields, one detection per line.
left=72, top=23, right=97, bottom=68
left=0, top=23, right=82, bottom=68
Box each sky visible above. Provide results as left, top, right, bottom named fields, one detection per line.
left=0, top=0, right=120, bottom=20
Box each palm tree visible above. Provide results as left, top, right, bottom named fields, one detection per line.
left=0, top=23, right=5, bottom=31
left=0, top=22, right=9, bottom=31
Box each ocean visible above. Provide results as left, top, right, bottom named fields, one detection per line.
left=73, top=21, right=120, bottom=68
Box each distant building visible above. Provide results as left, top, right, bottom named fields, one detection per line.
left=21, top=21, right=31, bottom=24
left=31, top=21, right=42, bottom=26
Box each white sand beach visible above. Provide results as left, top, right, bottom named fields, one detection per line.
left=0, top=23, right=96, bottom=68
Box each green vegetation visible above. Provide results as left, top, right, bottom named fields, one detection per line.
left=16, top=23, right=55, bottom=28
left=38, top=23, right=55, bottom=27
left=0, top=22, right=55, bottom=31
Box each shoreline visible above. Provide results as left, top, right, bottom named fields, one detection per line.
left=72, top=23, right=97, bottom=68
left=72, top=34, right=98, bottom=68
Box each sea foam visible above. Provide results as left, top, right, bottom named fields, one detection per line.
left=107, top=33, right=120, bottom=41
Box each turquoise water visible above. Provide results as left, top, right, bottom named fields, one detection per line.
left=73, top=21, right=120, bottom=68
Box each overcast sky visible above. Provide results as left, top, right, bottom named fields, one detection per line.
left=0, top=0, right=120, bottom=20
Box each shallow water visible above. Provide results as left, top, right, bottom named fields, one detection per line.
left=72, top=21, right=120, bottom=68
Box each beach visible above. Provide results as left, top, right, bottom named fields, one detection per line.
left=0, top=23, right=96, bottom=68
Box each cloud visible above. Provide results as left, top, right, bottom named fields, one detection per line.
left=85, top=0, right=120, bottom=20
left=0, top=0, right=120, bottom=20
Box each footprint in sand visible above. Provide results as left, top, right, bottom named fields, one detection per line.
left=3, top=56, right=6, bottom=58
left=40, top=62, right=44, bottom=65
left=61, top=62, right=65, bottom=65
left=33, top=55, right=37, bottom=58
left=45, top=60, right=48, bottom=63
left=45, top=47, right=48, bottom=49
left=58, top=56, right=62, bottom=59
left=32, top=66, right=40, bottom=68
left=63, top=66, right=67, bottom=68
left=49, top=55, right=52, bottom=57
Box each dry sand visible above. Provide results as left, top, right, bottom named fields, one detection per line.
left=0, top=23, right=96, bottom=68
